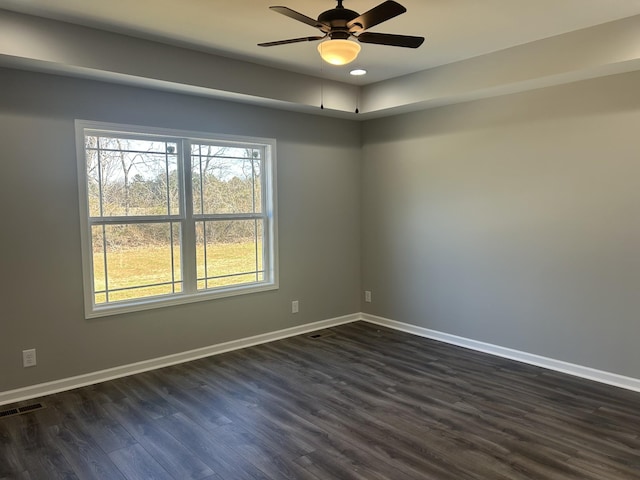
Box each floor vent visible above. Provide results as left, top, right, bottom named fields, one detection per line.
left=0, top=403, right=45, bottom=418
left=308, top=330, right=335, bottom=339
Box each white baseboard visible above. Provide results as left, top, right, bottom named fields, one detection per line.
left=4, top=312, right=638, bottom=406
left=0, top=314, right=360, bottom=406
left=361, top=313, right=640, bottom=393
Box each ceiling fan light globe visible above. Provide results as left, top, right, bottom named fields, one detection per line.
left=317, top=39, right=361, bottom=65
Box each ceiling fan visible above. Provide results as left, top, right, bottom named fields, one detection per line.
left=258, top=0, right=425, bottom=66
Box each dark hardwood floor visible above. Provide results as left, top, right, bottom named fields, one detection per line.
left=1, top=321, right=639, bottom=479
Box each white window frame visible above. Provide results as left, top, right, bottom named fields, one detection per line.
left=76, top=120, right=278, bottom=318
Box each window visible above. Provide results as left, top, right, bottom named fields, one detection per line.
left=76, top=121, right=278, bottom=318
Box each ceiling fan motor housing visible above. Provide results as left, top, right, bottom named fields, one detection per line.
left=318, top=6, right=362, bottom=39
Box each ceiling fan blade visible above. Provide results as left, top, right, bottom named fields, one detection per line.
left=258, top=36, right=325, bottom=47
left=347, top=1, right=406, bottom=32
left=270, top=6, right=330, bottom=31
left=357, top=32, right=424, bottom=48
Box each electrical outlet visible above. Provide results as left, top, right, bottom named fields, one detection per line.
left=23, top=349, right=36, bottom=368
left=292, top=300, right=299, bottom=314
left=365, top=291, right=372, bottom=303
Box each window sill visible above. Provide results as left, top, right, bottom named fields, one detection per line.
left=85, top=282, right=278, bottom=319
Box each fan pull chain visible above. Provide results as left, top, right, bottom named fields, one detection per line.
left=320, top=57, right=324, bottom=109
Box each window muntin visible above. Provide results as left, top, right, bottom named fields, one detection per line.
left=191, top=144, right=262, bottom=215
left=77, top=121, right=278, bottom=318
left=195, top=219, right=264, bottom=289
left=91, top=222, right=183, bottom=303
left=86, top=136, right=181, bottom=217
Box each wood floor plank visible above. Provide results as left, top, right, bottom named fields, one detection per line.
left=48, top=390, right=137, bottom=455
left=155, top=412, right=272, bottom=479
left=1, top=321, right=640, bottom=479
left=6, top=414, right=79, bottom=480
left=49, top=417, right=127, bottom=480
left=0, top=420, right=27, bottom=479
left=108, top=444, right=173, bottom=480
left=135, top=372, right=233, bottom=432
left=103, top=397, right=214, bottom=480
left=208, top=422, right=322, bottom=480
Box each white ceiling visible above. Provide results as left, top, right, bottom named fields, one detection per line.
left=1, top=0, right=639, bottom=85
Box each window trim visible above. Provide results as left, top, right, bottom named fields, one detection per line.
left=76, top=120, right=278, bottom=319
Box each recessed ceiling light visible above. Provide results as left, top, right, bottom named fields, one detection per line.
left=350, top=69, right=367, bottom=76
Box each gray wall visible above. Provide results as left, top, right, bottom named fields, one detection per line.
left=3, top=64, right=640, bottom=393
left=0, top=68, right=362, bottom=391
left=362, top=70, right=640, bottom=378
